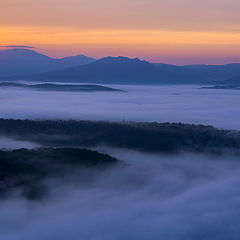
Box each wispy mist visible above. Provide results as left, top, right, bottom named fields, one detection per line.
left=0, top=84, right=239, bottom=239
left=0, top=136, right=39, bottom=149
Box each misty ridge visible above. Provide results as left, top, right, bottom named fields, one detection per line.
left=0, top=48, right=96, bottom=76
left=1, top=119, right=240, bottom=154
left=0, top=48, right=240, bottom=85
left=0, top=118, right=240, bottom=201
left=0, top=147, right=121, bottom=200
left=0, top=82, right=122, bottom=92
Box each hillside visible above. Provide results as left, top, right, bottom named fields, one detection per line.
left=26, top=56, right=208, bottom=84
left=183, top=63, right=240, bottom=81
left=1, top=119, right=239, bottom=154
left=0, top=49, right=96, bottom=76
left=0, top=147, right=120, bottom=199
left=2, top=49, right=240, bottom=84
left=223, top=75, right=240, bottom=85
left=0, top=82, right=122, bottom=92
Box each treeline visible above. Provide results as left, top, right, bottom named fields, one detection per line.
left=0, top=119, right=239, bottom=153
left=0, top=147, right=120, bottom=199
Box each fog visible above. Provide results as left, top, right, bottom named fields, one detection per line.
left=0, top=84, right=240, bottom=129
left=0, top=149, right=240, bottom=239
left=0, top=136, right=39, bottom=149
left=1, top=83, right=240, bottom=238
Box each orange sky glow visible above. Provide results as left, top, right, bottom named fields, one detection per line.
left=1, top=0, right=240, bottom=64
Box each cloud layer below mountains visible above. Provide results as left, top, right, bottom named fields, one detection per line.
left=0, top=83, right=239, bottom=239
left=0, top=84, right=239, bottom=129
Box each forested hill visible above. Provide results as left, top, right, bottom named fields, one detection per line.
left=0, top=119, right=239, bottom=154
left=0, top=147, right=120, bottom=199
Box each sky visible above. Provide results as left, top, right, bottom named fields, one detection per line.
left=0, top=0, right=240, bottom=64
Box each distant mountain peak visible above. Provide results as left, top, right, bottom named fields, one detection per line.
left=0, top=48, right=49, bottom=57
left=60, top=54, right=96, bottom=62
left=96, top=56, right=149, bottom=64
left=0, top=49, right=96, bottom=76
left=0, top=48, right=34, bottom=53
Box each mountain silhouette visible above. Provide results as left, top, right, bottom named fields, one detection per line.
left=26, top=56, right=208, bottom=84
left=2, top=49, right=240, bottom=84
left=223, top=75, right=240, bottom=85
left=0, top=82, right=122, bottom=92
left=183, top=63, right=240, bottom=81
left=0, top=49, right=96, bottom=76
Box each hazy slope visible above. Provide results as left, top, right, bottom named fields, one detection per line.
left=0, top=82, right=122, bottom=92
left=0, top=49, right=96, bottom=76
left=184, top=63, right=240, bottom=81
left=26, top=56, right=208, bottom=84
left=2, top=49, right=240, bottom=84
left=223, top=75, right=240, bottom=85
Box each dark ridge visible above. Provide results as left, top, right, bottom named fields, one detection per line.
left=0, top=147, right=120, bottom=200
left=0, top=119, right=239, bottom=154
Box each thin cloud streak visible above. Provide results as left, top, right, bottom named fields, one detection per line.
left=0, top=45, right=35, bottom=49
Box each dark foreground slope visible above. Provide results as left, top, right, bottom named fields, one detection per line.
left=0, top=148, right=120, bottom=199
left=0, top=119, right=240, bottom=154
left=1, top=119, right=240, bottom=200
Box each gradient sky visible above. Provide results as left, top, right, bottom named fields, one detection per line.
left=1, top=0, right=240, bottom=64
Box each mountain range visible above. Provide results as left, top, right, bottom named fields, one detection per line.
left=222, top=75, right=240, bottom=85
left=0, top=49, right=96, bottom=76
left=1, top=48, right=240, bottom=85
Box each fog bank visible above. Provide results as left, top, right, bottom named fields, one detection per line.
left=0, top=84, right=239, bottom=129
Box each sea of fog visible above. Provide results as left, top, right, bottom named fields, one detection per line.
left=0, top=84, right=239, bottom=129
left=1, top=83, right=240, bottom=239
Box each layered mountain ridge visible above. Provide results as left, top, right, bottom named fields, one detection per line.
left=0, top=49, right=96, bottom=76
left=1, top=48, right=240, bottom=85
